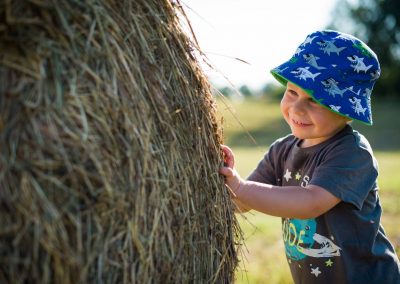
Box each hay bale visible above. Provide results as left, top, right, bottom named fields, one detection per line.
left=0, top=0, right=240, bottom=283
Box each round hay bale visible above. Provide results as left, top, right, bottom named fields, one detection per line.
left=0, top=0, right=240, bottom=283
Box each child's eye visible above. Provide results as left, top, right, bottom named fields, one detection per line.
left=288, top=90, right=298, bottom=96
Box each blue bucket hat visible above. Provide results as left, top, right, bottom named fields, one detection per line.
left=271, top=30, right=380, bottom=125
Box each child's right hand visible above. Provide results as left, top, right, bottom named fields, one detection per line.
left=221, top=144, right=235, bottom=168
left=219, top=145, right=250, bottom=212
left=219, top=145, right=242, bottom=198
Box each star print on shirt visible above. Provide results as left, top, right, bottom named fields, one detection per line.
left=295, top=172, right=302, bottom=180
left=325, top=259, right=333, bottom=267
left=311, top=267, right=321, bottom=277
left=284, top=169, right=292, bottom=182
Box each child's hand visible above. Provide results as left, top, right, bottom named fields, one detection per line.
left=219, top=145, right=250, bottom=212
left=219, top=145, right=242, bottom=198
left=221, top=144, right=235, bottom=168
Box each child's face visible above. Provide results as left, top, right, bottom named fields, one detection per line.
left=281, top=82, right=349, bottom=147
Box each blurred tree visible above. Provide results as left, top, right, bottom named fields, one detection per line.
left=328, top=0, right=400, bottom=99
left=218, top=86, right=235, bottom=98
left=261, top=82, right=285, bottom=101
left=238, top=85, right=252, bottom=97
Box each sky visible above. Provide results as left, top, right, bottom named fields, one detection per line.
left=182, top=0, right=339, bottom=89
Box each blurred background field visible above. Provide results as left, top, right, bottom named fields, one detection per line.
left=216, top=96, right=400, bottom=284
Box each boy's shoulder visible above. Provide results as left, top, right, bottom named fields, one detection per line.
left=349, top=128, right=374, bottom=153
left=319, top=126, right=377, bottom=169
left=332, top=125, right=374, bottom=154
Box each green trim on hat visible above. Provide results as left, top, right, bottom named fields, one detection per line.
left=353, top=43, right=372, bottom=58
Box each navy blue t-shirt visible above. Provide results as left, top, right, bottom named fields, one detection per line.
left=248, top=125, right=400, bottom=284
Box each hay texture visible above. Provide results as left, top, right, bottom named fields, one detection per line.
left=0, top=0, right=240, bottom=283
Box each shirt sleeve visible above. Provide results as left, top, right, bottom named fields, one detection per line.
left=310, top=136, right=378, bottom=210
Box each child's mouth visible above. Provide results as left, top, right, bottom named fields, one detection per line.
left=292, top=119, right=312, bottom=127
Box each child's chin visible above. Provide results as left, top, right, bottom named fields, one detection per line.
left=290, top=128, right=310, bottom=139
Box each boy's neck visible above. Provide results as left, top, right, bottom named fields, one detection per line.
left=298, top=124, right=349, bottom=148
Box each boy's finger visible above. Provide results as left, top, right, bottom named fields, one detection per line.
left=220, top=144, right=229, bottom=151
left=220, top=145, right=234, bottom=168
left=226, top=154, right=234, bottom=168
left=219, top=167, right=233, bottom=177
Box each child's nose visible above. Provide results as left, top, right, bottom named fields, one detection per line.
left=292, top=100, right=306, bottom=115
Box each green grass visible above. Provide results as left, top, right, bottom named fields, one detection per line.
left=217, top=97, right=400, bottom=284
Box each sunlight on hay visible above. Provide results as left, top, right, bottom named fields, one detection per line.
left=0, top=0, right=241, bottom=283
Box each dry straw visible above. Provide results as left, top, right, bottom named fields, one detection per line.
left=0, top=0, right=241, bottom=283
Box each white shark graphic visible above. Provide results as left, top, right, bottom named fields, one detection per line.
left=347, top=55, right=373, bottom=73
left=303, top=53, right=326, bottom=70
left=291, top=67, right=320, bottom=81
left=317, top=40, right=346, bottom=55
left=300, top=233, right=341, bottom=258
left=301, top=35, right=318, bottom=46
left=296, top=47, right=305, bottom=55
left=321, top=78, right=349, bottom=97
left=363, top=88, right=372, bottom=97
left=370, top=69, right=380, bottom=81
left=349, top=97, right=367, bottom=115
left=329, top=105, right=341, bottom=112
left=273, top=66, right=289, bottom=73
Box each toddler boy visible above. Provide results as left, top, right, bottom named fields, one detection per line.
left=220, top=30, right=400, bottom=283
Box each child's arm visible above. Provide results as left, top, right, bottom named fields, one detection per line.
left=220, top=145, right=340, bottom=219
left=230, top=194, right=252, bottom=213
left=232, top=179, right=340, bottom=219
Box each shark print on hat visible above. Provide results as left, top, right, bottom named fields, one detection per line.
left=303, top=53, right=326, bottom=70
left=316, top=39, right=346, bottom=55
left=321, top=78, right=349, bottom=97
left=291, top=67, right=321, bottom=81
left=347, top=55, right=373, bottom=73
